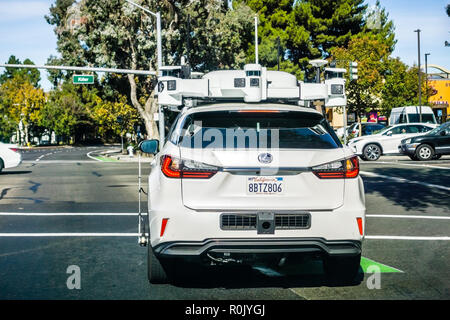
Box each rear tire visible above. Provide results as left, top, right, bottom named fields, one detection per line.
left=415, top=144, right=434, bottom=161
left=0, top=158, right=4, bottom=173
left=323, top=254, right=361, bottom=282
left=148, top=244, right=170, bottom=284
left=363, top=144, right=381, bottom=161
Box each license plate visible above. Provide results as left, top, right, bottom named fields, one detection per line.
left=247, top=177, right=284, bottom=195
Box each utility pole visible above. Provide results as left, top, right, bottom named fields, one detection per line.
left=255, top=16, right=259, bottom=64
left=276, top=37, right=280, bottom=71
left=414, top=29, right=422, bottom=122
left=425, top=53, right=430, bottom=104
left=125, top=0, right=165, bottom=144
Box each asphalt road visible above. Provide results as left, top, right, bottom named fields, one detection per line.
left=0, top=146, right=449, bottom=299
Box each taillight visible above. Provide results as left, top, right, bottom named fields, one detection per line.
left=356, top=217, right=363, bottom=236
left=160, top=155, right=218, bottom=179
left=9, top=148, right=19, bottom=153
left=312, top=156, right=359, bottom=179
left=160, top=218, right=169, bottom=237
left=161, top=155, right=182, bottom=178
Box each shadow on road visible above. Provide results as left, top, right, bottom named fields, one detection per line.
left=0, top=171, right=32, bottom=175
left=364, top=167, right=450, bottom=211
left=169, top=262, right=364, bottom=289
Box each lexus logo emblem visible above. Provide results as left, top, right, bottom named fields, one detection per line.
left=258, top=153, right=273, bottom=164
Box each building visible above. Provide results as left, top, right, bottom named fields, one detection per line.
left=428, top=79, right=450, bottom=123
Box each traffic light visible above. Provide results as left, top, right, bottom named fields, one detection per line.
left=349, top=61, right=358, bottom=81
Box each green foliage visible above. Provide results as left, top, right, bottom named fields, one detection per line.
left=381, top=58, right=427, bottom=115
left=0, top=56, right=41, bottom=87
left=331, top=33, right=390, bottom=116
left=243, top=0, right=370, bottom=79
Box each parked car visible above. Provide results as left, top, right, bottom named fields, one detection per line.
left=348, top=123, right=435, bottom=161
left=337, top=122, right=385, bottom=138
left=389, top=106, right=438, bottom=126
left=399, top=121, right=450, bottom=161
left=139, top=102, right=365, bottom=284
left=0, top=142, right=22, bottom=172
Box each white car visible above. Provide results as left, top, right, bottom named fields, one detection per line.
left=139, top=103, right=366, bottom=284
left=0, top=142, right=22, bottom=172
left=348, top=123, right=435, bottom=161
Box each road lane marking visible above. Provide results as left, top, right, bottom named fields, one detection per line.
left=360, top=171, right=450, bottom=191
left=365, top=236, right=450, bottom=240
left=363, top=161, right=450, bottom=170
left=366, top=214, right=450, bottom=220
left=0, top=233, right=141, bottom=237
left=22, top=160, right=102, bottom=164
left=0, top=212, right=143, bottom=216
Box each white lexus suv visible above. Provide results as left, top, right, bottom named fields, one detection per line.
left=140, top=103, right=365, bottom=284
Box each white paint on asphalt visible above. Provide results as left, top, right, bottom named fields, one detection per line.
left=366, top=214, right=450, bottom=220
left=365, top=161, right=450, bottom=170
left=23, top=160, right=99, bottom=163
left=0, top=233, right=141, bottom=237
left=360, top=171, right=450, bottom=192
left=365, top=236, right=450, bottom=241
left=0, top=212, right=143, bottom=216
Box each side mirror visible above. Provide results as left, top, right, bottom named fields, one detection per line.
left=386, top=131, right=392, bottom=136
left=139, top=139, right=159, bottom=154
left=440, top=131, right=446, bottom=136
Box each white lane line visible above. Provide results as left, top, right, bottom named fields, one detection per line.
left=23, top=160, right=98, bottom=164
left=0, top=212, right=143, bottom=216
left=0, top=233, right=140, bottom=237
left=365, top=236, right=450, bottom=241
left=365, top=161, right=450, bottom=170
left=360, top=171, right=450, bottom=192
left=366, top=214, right=450, bottom=220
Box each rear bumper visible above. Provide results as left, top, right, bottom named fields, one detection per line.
left=154, top=238, right=362, bottom=259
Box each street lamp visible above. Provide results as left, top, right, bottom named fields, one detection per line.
left=414, top=29, right=422, bottom=122
left=124, top=0, right=164, bottom=143
left=425, top=53, right=430, bottom=104
left=124, top=0, right=162, bottom=75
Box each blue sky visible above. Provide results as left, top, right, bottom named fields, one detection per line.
left=0, top=0, right=449, bottom=92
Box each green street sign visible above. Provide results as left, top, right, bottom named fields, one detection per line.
left=73, top=75, right=94, bottom=84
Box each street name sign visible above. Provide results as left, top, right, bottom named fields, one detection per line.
left=73, top=75, right=94, bottom=84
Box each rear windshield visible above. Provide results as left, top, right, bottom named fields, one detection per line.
left=177, top=110, right=341, bottom=149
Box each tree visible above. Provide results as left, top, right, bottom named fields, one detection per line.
left=381, top=59, right=428, bottom=115
left=0, top=74, right=46, bottom=144
left=330, top=34, right=390, bottom=117
left=446, top=4, right=450, bottom=17
left=88, top=94, right=139, bottom=141
left=45, top=0, right=255, bottom=140
left=0, top=56, right=41, bottom=87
